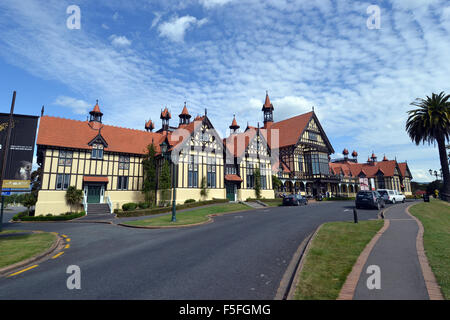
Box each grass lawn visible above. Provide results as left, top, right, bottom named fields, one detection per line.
left=409, top=200, right=450, bottom=299
left=294, top=220, right=383, bottom=300
left=0, top=231, right=57, bottom=269
left=123, top=203, right=250, bottom=227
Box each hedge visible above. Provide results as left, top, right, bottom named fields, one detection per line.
left=323, top=197, right=356, bottom=201
left=12, top=211, right=86, bottom=221
left=117, top=199, right=229, bottom=217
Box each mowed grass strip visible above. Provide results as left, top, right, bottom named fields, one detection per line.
left=123, top=203, right=250, bottom=227
left=294, top=220, right=383, bottom=300
left=0, top=231, right=57, bottom=269
left=409, top=200, right=450, bottom=299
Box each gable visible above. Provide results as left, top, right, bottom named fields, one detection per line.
left=298, top=114, right=334, bottom=153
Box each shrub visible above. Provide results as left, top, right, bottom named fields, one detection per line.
left=138, top=202, right=150, bottom=209
left=13, top=211, right=85, bottom=221
left=116, top=198, right=229, bottom=217
left=184, top=199, right=196, bottom=204
left=122, top=203, right=138, bottom=211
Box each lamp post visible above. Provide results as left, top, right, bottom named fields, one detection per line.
left=429, top=169, right=443, bottom=180
left=171, top=162, right=177, bottom=222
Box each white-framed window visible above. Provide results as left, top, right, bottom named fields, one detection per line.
left=188, top=155, right=198, bottom=188
left=119, top=155, right=130, bottom=170
left=117, top=176, right=128, bottom=190
left=246, top=162, right=254, bottom=189
left=58, top=150, right=73, bottom=166
left=207, top=157, right=216, bottom=188
left=91, top=144, right=104, bottom=160
left=56, top=174, right=70, bottom=190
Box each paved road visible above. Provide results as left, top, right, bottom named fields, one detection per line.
left=354, top=202, right=429, bottom=300
left=0, top=201, right=386, bottom=300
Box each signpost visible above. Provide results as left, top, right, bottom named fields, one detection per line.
left=0, top=92, right=39, bottom=232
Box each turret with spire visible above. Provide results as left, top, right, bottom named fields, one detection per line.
left=229, top=115, right=240, bottom=134
left=262, top=91, right=274, bottom=128
left=179, top=102, right=191, bottom=126
left=89, top=100, right=103, bottom=123
left=145, top=119, right=155, bottom=132
left=160, top=107, right=171, bottom=131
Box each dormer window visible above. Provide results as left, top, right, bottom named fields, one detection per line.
left=92, top=144, right=104, bottom=159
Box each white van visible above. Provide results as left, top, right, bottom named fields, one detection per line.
left=377, top=189, right=406, bottom=204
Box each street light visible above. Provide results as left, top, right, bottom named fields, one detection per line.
left=429, top=168, right=443, bottom=180
left=171, top=161, right=177, bottom=222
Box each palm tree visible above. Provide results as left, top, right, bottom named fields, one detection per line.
left=406, top=92, right=450, bottom=201
left=65, top=186, right=83, bottom=212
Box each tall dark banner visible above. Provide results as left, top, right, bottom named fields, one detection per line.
left=0, top=113, right=39, bottom=190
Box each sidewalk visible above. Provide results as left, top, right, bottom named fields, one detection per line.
left=353, top=202, right=429, bottom=300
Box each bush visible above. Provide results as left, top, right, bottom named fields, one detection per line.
left=184, top=199, right=196, bottom=204
left=138, top=202, right=150, bottom=209
left=13, top=211, right=85, bottom=221
left=122, top=203, right=138, bottom=211
left=116, top=199, right=229, bottom=218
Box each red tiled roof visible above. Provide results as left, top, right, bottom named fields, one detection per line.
left=230, top=117, right=239, bottom=128
left=145, top=120, right=155, bottom=130
left=180, top=105, right=190, bottom=116
left=224, top=128, right=257, bottom=157
left=262, top=92, right=273, bottom=110
left=37, top=116, right=165, bottom=155
left=225, top=174, right=243, bottom=182
left=265, top=112, right=314, bottom=148
left=330, top=159, right=405, bottom=179
left=83, top=176, right=109, bottom=183
left=160, top=107, right=171, bottom=119
left=92, top=102, right=102, bottom=114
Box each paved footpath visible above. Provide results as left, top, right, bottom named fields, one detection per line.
left=354, top=202, right=429, bottom=299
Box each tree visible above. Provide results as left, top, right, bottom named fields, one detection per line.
left=254, top=168, right=262, bottom=199
left=406, top=92, right=450, bottom=201
left=200, top=176, right=208, bottom=199
left=65, top=186, right=83, bottom=212
left=30, top=168, right=42, bottom=199
left=159, top=159, right=171, bottom=206
left=272, top=175, right=283, bottom=191
left=22, top=193, right=36, bottom=214
left=142, top=143, right=157, bottom=205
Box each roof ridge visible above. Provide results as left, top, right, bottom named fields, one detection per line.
left=272, top=111, right=313, bottom=125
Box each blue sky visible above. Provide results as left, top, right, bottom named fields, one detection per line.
left=1, top=0, right=449, bottom=182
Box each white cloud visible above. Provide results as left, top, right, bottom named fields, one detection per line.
left=199, top=0, right=233, bottom=9
left=101, top=23, right=109, bottom=30
left=109, top=34, right=131, bottom=47
left=151, top=12, right=162, bottom=29
left=158, top=15, right=208, bottom=42
left=53, top=96, right=91, bottom=115
left=0, top=0, right=448, bottom=183
left=112, top=12, right=119, bottom=21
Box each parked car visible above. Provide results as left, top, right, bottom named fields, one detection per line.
left=282, top=194, right=308, bottom=206
left=377, top=189, right=405, bottom=204
left=355, top=190, right=386, bottom=210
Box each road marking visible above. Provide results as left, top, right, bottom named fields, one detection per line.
left=52, top=252, right=64, bottom=259
left=8, top=265, right=38, bottom=277
left=65, top=244, right=70, bottom=249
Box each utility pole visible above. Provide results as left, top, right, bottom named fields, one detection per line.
left=171, top=162, right=177, bottom=222
left=0, top=91, right=16, bottom=232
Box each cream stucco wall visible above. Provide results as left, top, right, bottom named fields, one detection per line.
left=35, top=191, right=76, bottom=216
left=156, top=188, right=226, bottom=205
